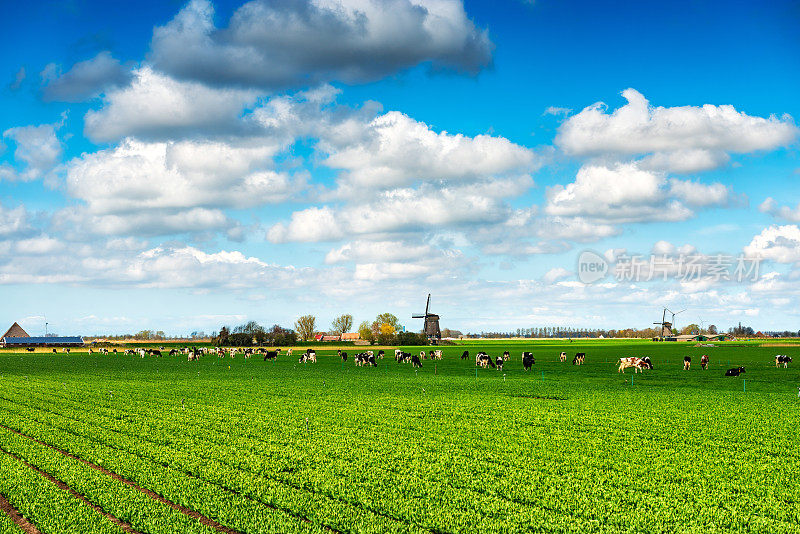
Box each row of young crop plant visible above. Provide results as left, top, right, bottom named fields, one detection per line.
left=0, top=393, right=427, bottom=534
left=0, top=442, right=124, bottom=534
left=0, top=512, right=23, bottom=534
left=0, top=410, right=331, bottom=534
left=6, top=383, right=798, bottom=532
left=2, top=374, right=800, bottom=533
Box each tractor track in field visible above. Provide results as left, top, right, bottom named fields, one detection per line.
left=0, top=423, right=245, bottom=534
left=0, top=446, right=143, bottom=534
left=0, top=492, right=42, bottom=534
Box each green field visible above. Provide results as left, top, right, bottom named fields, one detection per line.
left=0, top=340, right=798, bottom=533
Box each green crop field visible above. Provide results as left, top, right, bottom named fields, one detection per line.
left=0, top=340, right=798, bottom=533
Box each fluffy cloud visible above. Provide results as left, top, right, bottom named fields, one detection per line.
left=84, top=67, right=259, bottom=142
left=759, top=197, right=800, bottom=223
left=63, top=137, right=299, bottom=236
left=2, top=121, right=63, bottom=181
left=67, top=138, right=293, bottom=212
left=545, top=162, right=730, bottom=223
left=556, top=88, right=798, bottom=172
left=324, top=239, right=465, bottom=281
left=149, top=0, right=493, bottom=90
left=0, top=240, right=321, bottom=290
left=0, top=203, right=34, bottom=239
left=744, top=225, right=800, bottom=264
left=268, top=176, right=532, bottom=242
left=321, top=110, right=538, bottom=190
left=42, top=51, right=132, bottom=102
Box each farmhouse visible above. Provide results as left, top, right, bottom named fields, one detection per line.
left=341, top=332, right=360, bottom=341
left=0, top=322, right=85, bottom=347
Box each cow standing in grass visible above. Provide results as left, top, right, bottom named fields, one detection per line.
left=775, top=355, right=793, bottom=368
left=683, top=356, right=691, bottom=370
left=700, top=355, right=709, bottom=370
left=559, top=352, right=567, bottom=362
left=522, top=352, right=535, bottom=371
left=725, top=367, right=745, bottom=376
left=618, top=357, right=643, bottom=373
left=496, top=354, right=504, bottom=371
left=263, top=348, right=281, bottom=361
left=461, top=350, right=469, bottom=360
left=411, top=353, right=422, bottom=368
left=573, top=353, right=585, bottom=365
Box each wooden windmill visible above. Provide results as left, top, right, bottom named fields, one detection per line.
left=413, top=294, right=441, bottom=344
left=653, top=308, right=685, bottom=338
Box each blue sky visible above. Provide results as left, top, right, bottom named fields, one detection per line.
left=1, top=0, right=799, bottom=337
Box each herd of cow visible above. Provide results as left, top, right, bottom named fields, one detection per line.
left=79, top=346, right=795, bottom=377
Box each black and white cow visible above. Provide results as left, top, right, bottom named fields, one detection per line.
left=725, top=367, right=745, bottom=376
left=263, top=348, right=281, bottom=361
left=683, top=356, right=691, bottom=371
left=573, top=352, right=586, bottom=365
left=775, top=355, right=793, bottom=368
left=522, top=352, right=535, bottom=371
left=411, top=353, right=422, bottom=368
left=559, top=351, right=567, bottom=362
left=502, top=350, right=510, bottom=362
left=299, top=349, right=317, bottom=363
left=377, top=350, right=385, bottom=359
left=461, top=350, right=469, bottom=360
left=495, top=354, right=504, bottom=371
left=640, top=356, right=653, bottom=370
left=338, top=349, right=348, bottom=362
left=476, top=352, right=495, bottom=369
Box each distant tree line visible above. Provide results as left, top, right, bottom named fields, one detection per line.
left=214, top=321, right=297, bottom=347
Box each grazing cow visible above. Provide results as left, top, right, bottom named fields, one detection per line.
left=573, top=352, right=586, bottom=366
left=26, top=347, right=34, bottom=352
left=263, top=348, right=281, bottom=361
left=299, top=349, right=317, bottom=363
left=559, top=351, right=567, bottom=362
left=411, top=353, right=422, bottom=368
left=476, top=352, right=495, bottom=369
left=395, top=349, right=403, bottom=360
left=339, top=349, right=348, bottom=362
left=683, top=356, right=691, bottom=371
left=618, top=357, right=643, bottom=373
left=398, top=351, right=413, bottom=363
left=461, top=350, right=469, bottom=360
left=502, top=350, right=510, bottom=362
left=700, top=355, right=709, bottom=370
left=188, top=352, right=199, bottom=362
left=775, top=355, right=793, bottom=368
left=725, top=367, right=745, bottom=376
left=522, top=352, right=535, bottom=371
left=377, top=350, right=385, bottom=359
left=431, top=350, right=443, bottom=360
left=354, top=352, right=377, bottom=367
left=496, top=355, right=504, bottom=371
left=420, top=350, right=427, bottom=361
left=639, top=356, right=653, bottom=370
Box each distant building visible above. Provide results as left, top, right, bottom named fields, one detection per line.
left=2, top=322, right=29, bottom=339
left=341, top=332, right=360, bottom=341
left=1, top=322, right=84, bottom=347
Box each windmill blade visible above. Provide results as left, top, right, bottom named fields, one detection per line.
left=425, top=294, right=431, bottom=316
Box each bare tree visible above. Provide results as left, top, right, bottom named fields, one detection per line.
left=330, top=314, right=353, bottom=335
left=294, top=315, right=317, bottom=342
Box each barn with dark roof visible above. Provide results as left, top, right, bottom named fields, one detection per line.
left=1, top=322, right=84, bottom=347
